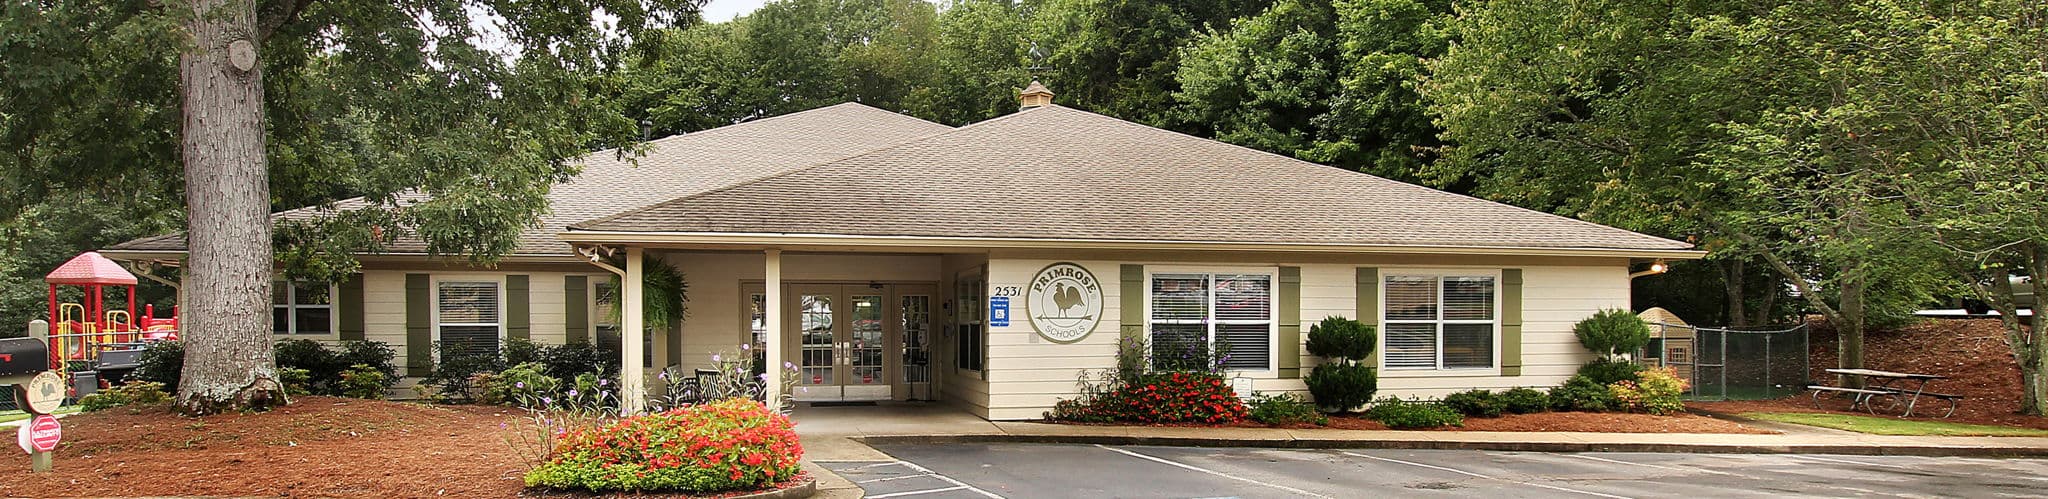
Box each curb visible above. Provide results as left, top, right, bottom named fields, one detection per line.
left=732, top=477, right=818, bottom=499
left=852, top=434, right=2048, bottom=458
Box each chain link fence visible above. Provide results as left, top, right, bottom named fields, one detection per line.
left=1642, top=321, right=1809, bottom=400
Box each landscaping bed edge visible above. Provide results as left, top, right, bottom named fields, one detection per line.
left=851, top=434, right=2048, bottom=458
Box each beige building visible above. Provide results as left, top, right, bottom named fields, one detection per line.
left=104, top=88, right=1700, bottom=420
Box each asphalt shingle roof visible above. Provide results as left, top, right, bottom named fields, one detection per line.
left=571, top=105, right=1691, bottom=252
left=108, top=103, right=953, bottom=255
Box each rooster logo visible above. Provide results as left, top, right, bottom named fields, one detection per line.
left=1029, top=262, right=1102, bottom=342
left=1054, top=283, right=1085, bottom=316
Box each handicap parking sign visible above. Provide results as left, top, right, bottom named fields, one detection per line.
left=990, top=297, right=1010, bottom=327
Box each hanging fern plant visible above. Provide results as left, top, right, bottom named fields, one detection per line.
left=602, top=258, right=689, bottom=330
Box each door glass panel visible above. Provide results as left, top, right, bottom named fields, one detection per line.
left=901, top=295, right=931, bottom=383
left=849, top=295, right=885, bottom=385
left=799, top=294, right=834, bottom=386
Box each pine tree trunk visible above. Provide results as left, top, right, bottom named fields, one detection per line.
left=176, top=0, right=286, bottom=414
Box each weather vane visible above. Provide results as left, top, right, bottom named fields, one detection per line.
left=1025, top=39, right=1051, bottom=75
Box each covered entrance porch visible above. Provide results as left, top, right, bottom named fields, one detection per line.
left=575, top=243, right=986, bottom=415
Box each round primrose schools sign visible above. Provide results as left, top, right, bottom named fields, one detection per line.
left=1026, top=262, right=1103, bottom=343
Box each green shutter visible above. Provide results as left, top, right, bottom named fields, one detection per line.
left=506, top=275, right=530, bottom=341
left=1277, top=267, right=1302, bottom=378
left=338, top=273, right=366, bottom=341
left=404, top=273, right=432, bottom=376
left=1120, top=264, right=1144, bottom=345
left=1502, top=269, right=1524, bottom=376
left=564, top=276, right=589, bottom=344
left=1356, top=267, right=1379, bottom=369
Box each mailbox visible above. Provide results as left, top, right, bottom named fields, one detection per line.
left=0, top=338, right=49, bottom=379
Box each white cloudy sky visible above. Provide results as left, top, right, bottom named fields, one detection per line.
left=701, top=0, right=772, bottom=22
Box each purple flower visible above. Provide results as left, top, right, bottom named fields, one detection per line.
left=599, top=378, right=610, bottom=387
left=712, top=354, right=723, bottom=363
left=515, top=382, right=525, bottom=389
left=783, top=362, right=795, bottom=369
left=567, top=389, right=579, bottom=398
left=541, top=396, right=554, bottom=405
left=742, top=343, right=751, bottom=351
left=658, top=371, right=669, bottom=380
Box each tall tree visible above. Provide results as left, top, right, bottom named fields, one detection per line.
left=6, top=0, right=698, bottom=413
left=1027, top=0, right=1273, bottom=125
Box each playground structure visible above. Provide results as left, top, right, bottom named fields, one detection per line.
left=42, top=252, right=177, bottom=389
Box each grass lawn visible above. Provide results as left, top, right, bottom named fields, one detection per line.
left=1741, top=412, right=2048, bottom=437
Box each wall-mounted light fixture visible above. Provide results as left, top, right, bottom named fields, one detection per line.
left=1629, top=260, right=1670, bottom=279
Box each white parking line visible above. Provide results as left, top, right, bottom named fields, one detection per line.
left=1340, top=451, right=1636, bottom=499
left=857, top=473, right=941, bottom=484
left=869, top=485, right=968, bottom=498
left=1096, top=445, right=1336, bottom=499
left=894, top=460, right=1005, bottom=499
left=1567, top=453, right=1739, bottom=476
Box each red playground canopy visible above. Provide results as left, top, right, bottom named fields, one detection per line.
left=44, top=252, right=138, bottom=286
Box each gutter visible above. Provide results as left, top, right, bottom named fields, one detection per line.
left=556, top=230, right=1709, bottom=260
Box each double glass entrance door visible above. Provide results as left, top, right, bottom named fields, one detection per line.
left=789, top=284, right=932, bottom=402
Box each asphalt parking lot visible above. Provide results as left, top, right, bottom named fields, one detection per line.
left=821, top=443, right=2048, bottom=498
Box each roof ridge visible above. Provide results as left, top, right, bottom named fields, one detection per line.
left=568, top=106, right=1058, bottom=231
left=1024, top=106, right=1684, bottom=247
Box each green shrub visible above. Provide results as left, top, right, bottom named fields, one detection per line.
left=1610, top=367, right=1689, bottom=415
left=129, top=340, right=184, bottom=391
left=1046, top=372, right=1248, bottom=424
left=1549, top=375, right=1616, bottom=412
left=1364, top=397, right=1463, bottom=429
left=1247, top=393, right=1327, bottom=426
left=78, top=381, right=170, bottom=412
left=539, top=341, right=618, bottom=382
left=1304, top=316, right=1376, bottom=362
left=481, top=362, right=562, bottom=406
left=1441, top=389, right=1504, bottom=418
left=280, top=367, right=314, bottom=396
left=503, top=337, right=547, bottom=367
left=339, top=364, right=389, bottom=399
left=1573, top=309, right=1651, bottom=359
left=1304, top=362, right=1377, bottom=412
left=1499, top=387, right=1550, bottom=414
left=525, top=398, right=801, bottom=493
left=425, top=342, right=507, bottom=401
left=1577, top=358, right=1645, bottom=385
left=335, top=340, right=401, bottom=391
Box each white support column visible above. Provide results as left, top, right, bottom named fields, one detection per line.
left=763, top=249, right=784, bottom=412
left=621, top=247, right=646, bottom=414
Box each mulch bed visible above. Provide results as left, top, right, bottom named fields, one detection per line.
left=1057, top=411, right=1773, bottom=434
left=1689, top=318, right=2048, bottom=430
left=0, top=397, right=804, bottom=498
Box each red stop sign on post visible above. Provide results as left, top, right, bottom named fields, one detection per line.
left=18, top=415, right=59, bottom=453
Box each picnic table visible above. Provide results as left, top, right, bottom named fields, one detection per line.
left=1809, top=368, right=1961, bottom=418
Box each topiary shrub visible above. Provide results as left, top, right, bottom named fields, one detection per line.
left=1549, top=375, right=1616, bottom=412
left=1441, top=389, right=1504, bottom=418
left=1303, top=316, right=1377, bottom=412
left=525, top=398, right=801, bottom=493
left=1499, top=387, right=1550, bottom=414
left=1610, top=367, right=1689, bottom=415
left=129, top=340, right=184, bottom=391
left=1304, top=362, right=1377, bottom=412
left=1364, top=397, right=1463, bottom=429
left=1577, top=358, right=1645, bottom=385
left=1573, top=309, right=1651, bottom=360
left=1247, top=393, right=1327, bottom=426
left=1305, top=316, right=1376, bottom=361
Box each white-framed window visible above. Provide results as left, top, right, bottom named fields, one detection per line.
left=436, top=280, right=501, bottom=358
left=593, top=280, right=651, bottom=368
left=1383, top=274, right=1497, bottom=370
left=272, top=281, right=333, bottom=335
left=1148, top=272, right=1274, bottom=371
left=955, top=268, right=985, bottom=373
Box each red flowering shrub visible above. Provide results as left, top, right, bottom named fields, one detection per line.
left=524, top=398, right=803, bottom=492
left=1048, top=372, right=1248, bottom=424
